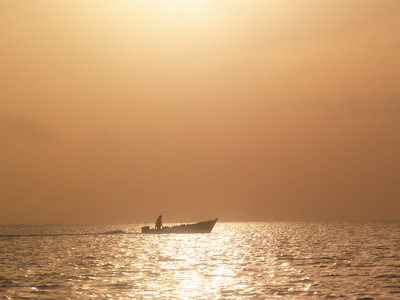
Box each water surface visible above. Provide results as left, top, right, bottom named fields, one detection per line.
left=1, top=222, right=399, bottom=299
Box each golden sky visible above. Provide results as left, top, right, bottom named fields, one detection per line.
left=1, top=1, right=399, bottom=224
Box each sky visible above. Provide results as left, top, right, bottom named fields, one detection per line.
left=1, top=0, right=399, bottom=224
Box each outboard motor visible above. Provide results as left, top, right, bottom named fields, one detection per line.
left=141, top=226, right=150, bottom=233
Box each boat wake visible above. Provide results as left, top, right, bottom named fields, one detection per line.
left=0, top=231, right=139, bottom=238
left=102, top=230, right=127, bottom=235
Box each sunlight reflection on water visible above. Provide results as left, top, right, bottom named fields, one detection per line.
left=1, top=222, right=400, bottom=299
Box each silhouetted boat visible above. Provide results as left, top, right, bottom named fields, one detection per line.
left=141, top=218, right=218, bottom=234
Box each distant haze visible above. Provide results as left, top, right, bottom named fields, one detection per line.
left=1, top=1, right=399, bottom=224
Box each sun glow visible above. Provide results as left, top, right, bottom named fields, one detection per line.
left=117, top=0, right=214, bottom=21
left=155, top=0, right=209, bottom=12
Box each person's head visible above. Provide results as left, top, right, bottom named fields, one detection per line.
left=159, top=215, right=162, bottom=218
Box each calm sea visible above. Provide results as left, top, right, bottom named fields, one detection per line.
left=1, top=222, right=399, bottom=299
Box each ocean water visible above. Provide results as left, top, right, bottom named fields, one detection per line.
left=0, top=222, right=399, bottom=299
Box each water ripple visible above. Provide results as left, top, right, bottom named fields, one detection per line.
left=1, top=222, right=399, bottom=299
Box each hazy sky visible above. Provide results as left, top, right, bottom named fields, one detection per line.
left=1, top=1, right=399, bottom=224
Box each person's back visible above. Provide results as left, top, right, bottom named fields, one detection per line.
left=155, top=215, right=163, bottom=229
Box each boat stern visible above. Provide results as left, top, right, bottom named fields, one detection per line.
left=141, top=226, right=150, bottom=233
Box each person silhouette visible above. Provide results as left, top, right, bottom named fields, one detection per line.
left=155, top=215, right=163, bottom=230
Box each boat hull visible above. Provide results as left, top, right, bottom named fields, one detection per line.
left=141, top=218, right=218, bottom=234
